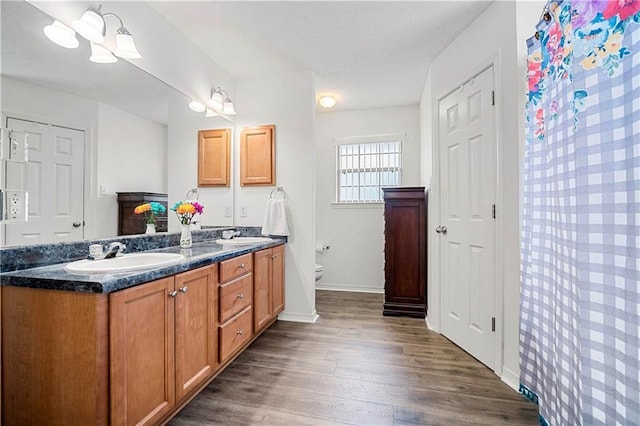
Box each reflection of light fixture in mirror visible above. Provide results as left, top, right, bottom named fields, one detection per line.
left=205, top=108, right=219, bottom=117
left=72, top=6, right=105, bottom=44
left=89, top=42, right=117, bottom=63
left=46, top=4, right=142, bottom=63
left=189, top=100, right=206, bottom=112
left=319, top=95, right=337, bottom=109
left=207, top=89, right=224, bottom=112
left=44, top=20, right=79, bottom=49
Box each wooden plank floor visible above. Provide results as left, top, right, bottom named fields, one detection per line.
left=169, top=291, right=538, bottom=425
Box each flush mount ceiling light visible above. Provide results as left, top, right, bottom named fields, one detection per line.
left=319, top=95, right=337, bottom=109
left=43, top=20, right=79, bottom=49
left=45, top=4, right=142, bottom=64
left=188, top=100, right=206, bottom=113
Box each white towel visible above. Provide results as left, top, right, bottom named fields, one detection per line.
left=261, top=199, right=290, bottom=236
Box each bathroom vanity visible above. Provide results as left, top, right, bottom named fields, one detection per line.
left=0, top=232, right=285, bottom=425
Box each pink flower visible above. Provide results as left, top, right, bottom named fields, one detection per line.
left=602, top=0, right=640, bottom=21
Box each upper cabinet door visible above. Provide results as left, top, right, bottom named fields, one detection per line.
left=198, top=128, right=231, bottom=186
left=240, top=125, right=275, bottom=186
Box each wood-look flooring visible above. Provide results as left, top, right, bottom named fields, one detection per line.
left=169, top=291, right=538, bottom=425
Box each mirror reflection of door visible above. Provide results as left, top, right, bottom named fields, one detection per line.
left=4, top=117, right=84, bottom=246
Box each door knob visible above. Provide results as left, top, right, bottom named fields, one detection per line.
left=436, top=226, right=442, bottom=233
left=436, top=226, right=448, bottom=235
left=72, top=222, right=82, bottom=228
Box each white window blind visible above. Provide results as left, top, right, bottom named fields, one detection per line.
left=336, top=140, right=402, bottom=203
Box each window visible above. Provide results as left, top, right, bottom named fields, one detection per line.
left=336, top=139, right=402, bottom=203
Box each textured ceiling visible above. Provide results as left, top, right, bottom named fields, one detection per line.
left=149, top=1, right=493, bottom=111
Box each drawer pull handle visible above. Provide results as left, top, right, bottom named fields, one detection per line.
left=237, top=292, right=244, bottom=300
left=236, top=329, right=243, bottom=336
left=168, top=290, right=178, bottom=298
left=238, top=263, right=246, bottom=269
left=180, top=286, right=188, bottom=293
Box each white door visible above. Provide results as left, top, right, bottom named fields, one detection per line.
left=4, top=117, right=85, bottom=246
left=438, top=66, right=496, bottom=368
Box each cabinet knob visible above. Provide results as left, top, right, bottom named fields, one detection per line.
left=237, top=292, right=244, bottom=299
left=168, top=290, right=178, bottom=298
left=180, top=286, right=188, bottom=293
left=238, top=263, right=246, bottom=269
left=236, top=329, right=243, bottom=336
left=271, top=254, right=278, bottom=259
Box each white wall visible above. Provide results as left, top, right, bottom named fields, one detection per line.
left=419, top=0, right=544, bottom=388
left=315, top=105, right=420, bottom=292
left=234, top=71, right=317, bottom=323
left=94, top=103, right=167, bottom=237
left=1, top=77, right=168, bottom=241
left=166, top=89, right=234, bottom=231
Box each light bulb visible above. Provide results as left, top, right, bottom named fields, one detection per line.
left=319, top=95, right=337, bottom=109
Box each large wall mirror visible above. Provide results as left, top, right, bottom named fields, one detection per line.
left=1, top=0, right=234, bottom=247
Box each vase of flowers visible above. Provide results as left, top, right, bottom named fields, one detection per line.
left=171, top=201, right=204, bottom=248
left=134, top=202, right=167, bottom=235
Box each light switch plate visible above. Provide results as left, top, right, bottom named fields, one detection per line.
left=224, top=205, right=232, bottom=218
left=240, top=205, right=248, bottom=218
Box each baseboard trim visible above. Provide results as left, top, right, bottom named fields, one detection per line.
left=501, top=366, right=520, bottom=391
left=277, top=309, right=319, bottom=323
left=315, top=283, right=383, bottom=294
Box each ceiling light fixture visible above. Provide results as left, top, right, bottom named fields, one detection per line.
left=319, top=95, right=337, bottom=109
left=43, top=20, right=79, bottom=49
left=189, top=100, right=206, bottom=113
left=45, top=4, right=142, bottom=64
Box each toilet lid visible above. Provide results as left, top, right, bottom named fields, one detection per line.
left=315, top=264, right=323, bottom=272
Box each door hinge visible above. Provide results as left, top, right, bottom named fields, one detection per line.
left=491, top=90, right=495, bottom=106
left=491, top=317, right=496, bottom=332
left=492, top=204, right=496, bottom=219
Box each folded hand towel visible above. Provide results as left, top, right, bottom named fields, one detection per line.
left=261, top=199, right=290, bottom=236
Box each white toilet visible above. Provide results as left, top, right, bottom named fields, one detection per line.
left=315, top=264, right=324, bottom=282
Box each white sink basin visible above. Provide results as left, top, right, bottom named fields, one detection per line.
left=65, top=253, right=185, bottom=274
left=215, top=237, right=273, bottom=246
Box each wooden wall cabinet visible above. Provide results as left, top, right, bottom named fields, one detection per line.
left=117, top=192, right=168, bottom=235
left=240, top=125, right=275, bottom=186
left=253, top=245, right=285, bottom=333
left=198, top=128, right=231, bottom=187
left=110, top=265, right=217, bottom=425
left=382, top=187, right=427, bottom=318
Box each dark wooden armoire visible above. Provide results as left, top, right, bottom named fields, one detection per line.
left=382, top=187, right=427, bottom=318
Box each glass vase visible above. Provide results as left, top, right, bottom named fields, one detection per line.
left=145, top=223, right=156, bottom=235
left=180, top=224, right=192, bottom=248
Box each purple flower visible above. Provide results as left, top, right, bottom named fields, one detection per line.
left=572, top=0, right=608, bottom=29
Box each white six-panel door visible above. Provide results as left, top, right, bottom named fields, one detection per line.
left=4, top=117, right=84, bottom=246
left=438, top=66, right=496, bottom=368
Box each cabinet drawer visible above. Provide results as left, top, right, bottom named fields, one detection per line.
left=220, top=253, right=252, bottom=283
left=219, top=274, right=253, bottom=323
left=219, top=306, right=253, bottom=363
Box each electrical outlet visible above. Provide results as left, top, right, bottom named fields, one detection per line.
left=7, top=191, right=26, bottom=220
left=240, top=205, right=248, bottom=218
left=224, top=205, right=232, bottom=218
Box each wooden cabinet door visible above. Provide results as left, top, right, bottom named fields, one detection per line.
left=271, top=245, right=285, bottom=316
left=110, top=277, right=176, bottom=426
left=240, top=125, right=275, bottom=186
left=174, top=265, right=217, bottom=402
left=198, top=128, right=230, bottom=186
left=253, top=248, right=272, bottom=332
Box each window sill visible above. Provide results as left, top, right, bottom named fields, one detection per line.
left=331, top=202, right=384, bottom=209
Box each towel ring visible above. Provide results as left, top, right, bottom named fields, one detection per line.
left=270, top=187, right=287, bottom=199
left=186, top=188, right=199, bottom=201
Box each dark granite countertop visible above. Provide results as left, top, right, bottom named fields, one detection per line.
left=0, top=238, right=284, bottom=294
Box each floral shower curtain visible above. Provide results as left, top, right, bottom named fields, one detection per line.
left=520, top=1, right=640, bottom=425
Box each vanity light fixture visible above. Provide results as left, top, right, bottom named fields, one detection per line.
left=319, top=95, right=337, bottom=109
left=43, top=20, right=79, bottom=49
left=205, top=108, right=219, bottom=117
left=44, top=4, right=142, bottom=63
left=207, top=87, right=237, bottom=115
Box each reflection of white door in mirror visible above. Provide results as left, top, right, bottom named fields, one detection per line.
left=4, top=117, right=84, bottom=246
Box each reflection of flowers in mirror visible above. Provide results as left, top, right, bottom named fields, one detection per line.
left=134, top=202, right=166, bottom=224
left=171, top=201, right=204, bottom=225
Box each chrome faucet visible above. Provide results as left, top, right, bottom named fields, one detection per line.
left=221, top=230, right=241, bottom=240
left=104, top=242, right=126, bottom=259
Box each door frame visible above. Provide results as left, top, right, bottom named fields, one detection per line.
left=429, top=53, right=505, bottom=375
left=1, top=110, right=94, bottom=246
